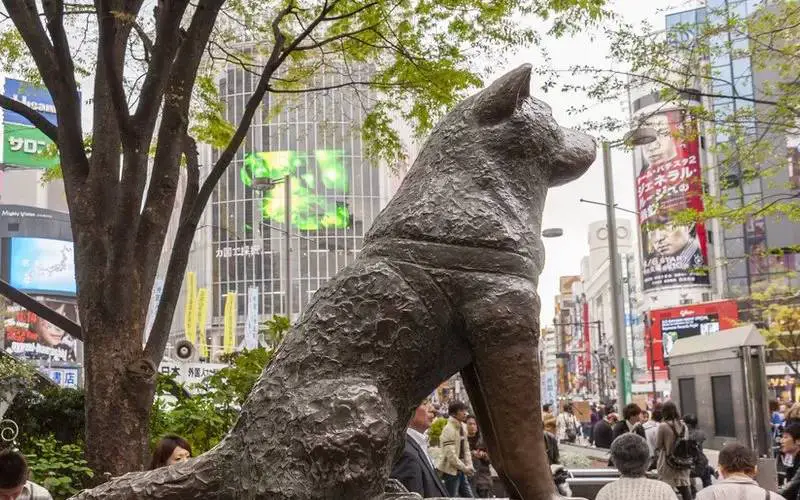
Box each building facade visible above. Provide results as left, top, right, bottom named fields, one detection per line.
left=662, top=3, right=800, bottom=308
left=157, top=63, right=411, bottom=357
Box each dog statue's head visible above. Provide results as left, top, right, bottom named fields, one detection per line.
left=437, top=64, right=596, bottom=188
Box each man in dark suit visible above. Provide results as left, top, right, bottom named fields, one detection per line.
left=612, top=403, right=646, bottom=442
left=593, top=413, right=617, bottom=449
left=391, top=401, right=449, bottom=498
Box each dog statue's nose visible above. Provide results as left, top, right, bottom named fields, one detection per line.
left=549, top=127, right=596, bottom=187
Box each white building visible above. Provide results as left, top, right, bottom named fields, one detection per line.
left=577, top=219, right=653, bottom=396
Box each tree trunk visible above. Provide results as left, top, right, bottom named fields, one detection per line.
left=84, top=329, right=155, bottom=476
left=75, top=224, right=158, bottom=477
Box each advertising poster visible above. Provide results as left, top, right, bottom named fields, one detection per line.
left=8, top=237, right=76, bottom=295
left=4, top=298, right=79, bottom=362
left=543, top=370, right=558, bottom=415
left=634, top=109, right=710, bottom=291
left=645, top=300, right=739, bottom=370
left=1, top=78, right=61, bottom=169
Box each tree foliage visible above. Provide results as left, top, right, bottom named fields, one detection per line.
left=753, top=282, right=800, bottom=376
left=5, top=386, right=85, bottom=446
left=537, top=0, right=799, bottom=222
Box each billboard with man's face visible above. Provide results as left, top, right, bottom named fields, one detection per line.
left=635, top=109, right=709, bottom=291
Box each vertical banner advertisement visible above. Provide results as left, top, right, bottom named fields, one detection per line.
left=1, top=78, right=61, bottom=169
left=223, top=292, right=237, bottom=354
left=184, top=272, right=198, bottom=344
left=634, top=109, right=709, bottom=290
left=242, top=286, right=259, bottom=350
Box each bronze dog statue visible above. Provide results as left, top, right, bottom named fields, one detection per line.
left=73, top=64, right=595, bottom=499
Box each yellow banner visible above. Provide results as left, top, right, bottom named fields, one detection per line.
left=183, top=272, right=197, bottom=344
left=223, top=292, right=237, bottom=354
left=197, top=288, right=209, bottom=358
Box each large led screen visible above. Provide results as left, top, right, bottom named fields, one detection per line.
left=9, top=237, right=76, bottom=295
left=241, top=150, right=351, bottom=231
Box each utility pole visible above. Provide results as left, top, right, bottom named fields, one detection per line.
left=283, top=174, right=292, bottom=319
left=602, top=142, right=630, bottom=406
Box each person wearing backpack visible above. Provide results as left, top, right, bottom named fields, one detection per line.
left=655, top=401, right=693, bottom=500
left=684, top=414, right=713, bottom=493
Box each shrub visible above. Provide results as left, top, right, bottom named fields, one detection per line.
left=24, top=435, right=93, bottom=500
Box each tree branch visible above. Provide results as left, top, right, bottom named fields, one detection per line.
left=131, top=19, right=154, bottom=62
left=142, top=2, right=296, bottom=365
left=96, top=0, right=134, bottom=141
left=179, top=134, right=200, bottom=226
left=322, top=1, right=377, bottom=21
left=293, top=24, right=378, bottom=52
left=132, top=0, right=191, bottom=134
left=0, top=94, right=58, bottom=142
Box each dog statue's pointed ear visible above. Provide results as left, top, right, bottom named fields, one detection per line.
left=473, top=64, right=532, bottom=123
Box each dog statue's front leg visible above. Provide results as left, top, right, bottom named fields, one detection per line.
left=457, top=273, right=559, bottom=500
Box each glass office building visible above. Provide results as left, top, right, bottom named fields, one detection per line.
left=210, top=64, right=392, bottom=328
left=665, top=3, right=799, bottom=303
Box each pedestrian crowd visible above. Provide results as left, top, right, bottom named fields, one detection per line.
left=554, top=399, right=788, bottom=500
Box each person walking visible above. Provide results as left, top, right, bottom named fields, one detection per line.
left=696, top=442, right=785, bottom=499
left=557, top=403, right=580, bottom=444
left=390, top=401, right=449, bottom=498
left=466, top=416, right=493, bottom=498
left=543, top=404, right=557, bottom=435
left=595, top=433, right=678, bottom=500
left=684, top=414, right=713, bottom=492
left=644, top=404, right=663, bottom=462
left=437, top=401, right=474, bottom=498
left=612, top=403, right=647, bottom=441
left=655, top=402, right=693, bottom=500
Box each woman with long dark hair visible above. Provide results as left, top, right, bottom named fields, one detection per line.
left=655, top=402, right=692, bottom=500
left=149, top=435, right=192, bottom=470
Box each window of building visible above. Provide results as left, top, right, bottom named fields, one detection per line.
left=712, top=375, right=736, bottom=436
left=726, top=257, right=748, bottom=278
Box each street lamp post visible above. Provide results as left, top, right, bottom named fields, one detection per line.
left=601, top=127, right=657, bottom=407
left=252, top=174, right=293, bottom=318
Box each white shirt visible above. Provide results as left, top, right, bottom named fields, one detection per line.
left=643, top=420, right=659, bottom=456
left=407, top=428, right=435, bottom=469
left=696, top=476, right=785, bottom=500
left=19, top=481, right=53, bottom=500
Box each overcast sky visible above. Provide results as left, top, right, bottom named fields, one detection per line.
left=484, top=0, right=696, bottom=327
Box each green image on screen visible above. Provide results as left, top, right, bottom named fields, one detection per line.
left=241, top=150, right=351, bottom=230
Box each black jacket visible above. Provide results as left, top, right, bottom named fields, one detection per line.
left=612, top=420, right=646, bottom=442
left=390, top=434, right=449, bottom=498
left=780, top=452, right=800, bottom=500
left=593, top=420, right=614, bottom=449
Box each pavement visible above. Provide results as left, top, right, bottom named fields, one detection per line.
left=560, top=441, right=720, bottom=468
